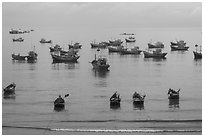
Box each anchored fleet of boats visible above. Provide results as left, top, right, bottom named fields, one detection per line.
left=5, top=29, right=202, bottom=111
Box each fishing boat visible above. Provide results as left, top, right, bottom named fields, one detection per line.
left=23, top=30, right=30, bottom=33
left=125, top=36, right=136, bottom=43
left=9, top=29, right=20, bottom=34
left=12, top=54, right=27, bottom=61
left=193, top=45, right=202, bottom=59
left=133, top=92, right=146, bottom=105
left=91, top=54, right=110, bottom=70
left=110, top=92, right=121, bottom=106
left=27, top=51, right=38, bottom=61
left=54, top=95, right=65, bottom=108
left=40, top=38, right=52, bottom=43
left=69, top=42, right=82, bottom=49
left=12, top=37, right=24, bottom=42
left=51, top=51, right=80, bottom=62
left=90, top=42, right=109, bottom=48
left=168, top=88, right=180, bottom=99
left=108, top=46, right=124, bottom=53
left=109, top=39, right=123, bottom=46
left=120, top=46, right=142, bottom=55
left=143, top=48, right=167, bottom=58
left=3, top=83, right=16, bottom=98
left=170, top=40, right=189, bottom=51
left=148, top=42, right=164, bottom=48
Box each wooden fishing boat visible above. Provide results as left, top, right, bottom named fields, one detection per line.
left=54, top=96, right=65, bottom=108
left=40, top=38, right=52, bottom=43
left=143, top=49, right=167, bottom=58
left=69, top=42, right=82, bottom=49
left=12, top=54, right=27, bottom=60
left=9, top=29, right=20, bottom=34
left=91, top=54, right=110, bottom=70
left=120, top=46, right=142, bottom=55
left=148, top=42, right=164, bottom=48
left=133, top=92, right=146, bottom=105
left=193, top=45, right=202, bottom=59
left=13, top=38, right=24, bottom=42
left=125, top=37, right=136, bottom=42
left=110, top=92, right=121, bottom=106
left=51, top=52, right=80, bottom=62
left=168, top=88, right=180, bottom=99
left=90, top=42, right=109, bottom=48
left=108, top=46, right=124, bottom=53
left=3, top=83, right=16, bottom=97
left=170, top=40, right=189, bottom=51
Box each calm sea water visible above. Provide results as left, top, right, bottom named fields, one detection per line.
left=2, top=26, right=202, bottom=134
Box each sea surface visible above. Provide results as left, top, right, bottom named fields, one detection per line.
left=2, top=27, right=202, bottom=134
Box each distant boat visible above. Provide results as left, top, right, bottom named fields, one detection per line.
left=69, top=42, right=82, bottom=49
left=108, top=46, right=124, bottom=53
left=109, top=39, right=123, bottom=46
left=193, top=45, right=202, bottom=59
left=168, top=88, right=180, bottom=99
left=170, top=40, right=189, bottom=51
left=125, top=36, right=136, bottom=43
left=40, top=38, right=52, bottom=43
left=90, top=42, right=109, bottom=48
left=110, top=92, right=121, bottom=106
left=12, top=37, right=24, bottom=42
left=143, top=48, right=167, bottom=58
left=23, top=30, right=30, bottom=33
left=133, top=92, right=146, bottom=105
left=12, top=54, right=27, bottom=61
left=9, top=29, right=20, bottom=34
left=3, top=83, right=16, bottom=98
left=148, top=42, right=164, bottom=48
left=120, top=46, right=142, bottom=55
left=90, top=54, right=110, bottom=71
left=30, top=29, right=34, bottom=31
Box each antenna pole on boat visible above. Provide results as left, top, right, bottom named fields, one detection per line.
left=95, top=54, right=96, bottom=60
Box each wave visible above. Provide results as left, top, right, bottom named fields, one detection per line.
left=2, top=125, right=202, bottom=133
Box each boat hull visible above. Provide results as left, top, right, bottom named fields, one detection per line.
left=40, top=40, right=52, bottom=43
left=3, top=83, right=16, bottom=98
left=193, top=51, right=202, bottom=59
left=133, top=98, right=144, bottom=105
left=170, top=45, right=189, bottom=51
left=148, top=43, right=164, bottom=48
left=92, top=63, right=110, bottom=70
left=168, top=94, right=179, bottom=99
left=51, top=54, right=79, bottom=62
left=90, top=43, right=107, bottom=48
left=125, top=39, right=136, bottom=43
left=121, top=50, right=142, bottom=55
left=12, top=54, right=27, bottom=61
left=143, top=51, right=167, bottom=58
left=110, top=98, right=121, bottom=106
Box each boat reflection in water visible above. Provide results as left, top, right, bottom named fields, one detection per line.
left=92, top=69, right=109, bottom=78
left=133, top=103, right=144, bottom=110
left=169, top=99, right=179, bottom=109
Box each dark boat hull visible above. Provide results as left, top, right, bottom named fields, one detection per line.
left=170, top=45, right=189, bottom=51
left=69, top=45, right=82, bottom=49
left=40, top=40, right=52, bottom=43
left=148, top=43, right=164, bottom=48
left=90, top=43, right=107, bottom=48
left=125, top=39, right=136, bottom=43
left=193, top=51, right=202, bottom=59
left=12, top=54, right=27, bottom=61
left=143, top=51, right=167, bottom=58
left=92, top=63, right=110, bottom=70
left=13, top=39, right=24, bottom=42
left=51, top=54, right=80, bottom=62
left=121, top=50, right=142, bottom=55
left=110, top=98, right=121, bottom=106
left=168, top=94, right=179, bottom=99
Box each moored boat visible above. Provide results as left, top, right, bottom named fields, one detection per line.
left=108, top=46, right=124, bottom=53
left=12, top=54, right=27, bottom=60
left=40, top=38, right=52, bottom=43
left=193, top=45, right=202, bottom=59
left=121, top=46, right=142, bottom=55
left=54, top=95, right=65, bottom=109
left=13, top=37, right=24, bottom=42
left=27, top=51, right=38, bottom=62
left=91, top=54, right=110, bottom=70
left=3, top=83, right=16, bottom=98
left=148, top=42, right=164, bottom=48
left=170, top=40, right=189, bottom=51
left=90, top=42, right=109, bottom=48
left=110, top=92, right=121, bottom=106
left=109, top=39, right=123, bottom=46
left=143, top=49, right=167, bottom=58
left=168, top=88, right=180, bottom=99
left=51, top=51, right=80, bottom=62
left=125, top=36, right=136, bottom=43
left=133, top=92, right=146, bottom=105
